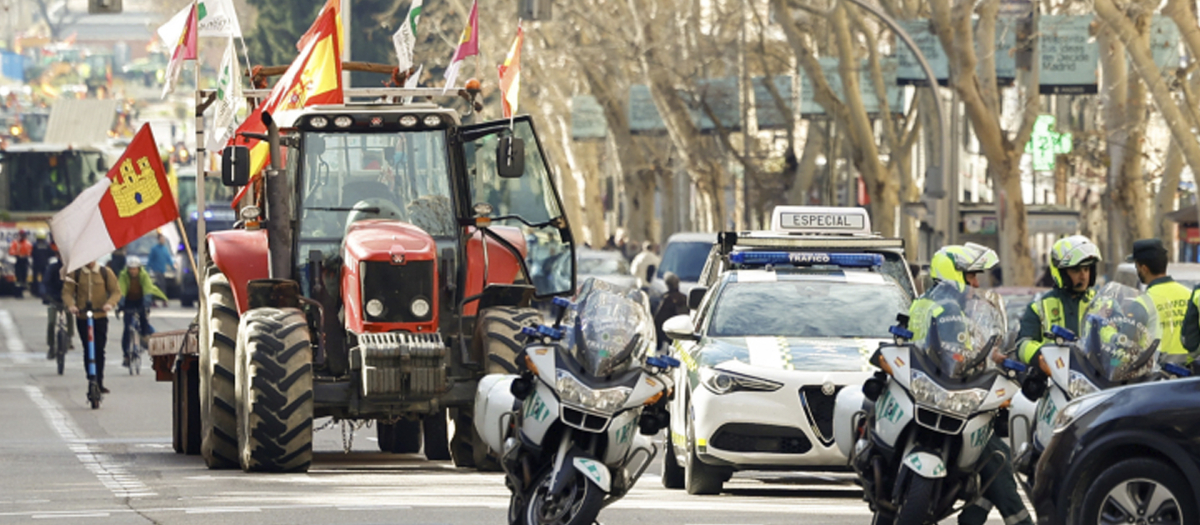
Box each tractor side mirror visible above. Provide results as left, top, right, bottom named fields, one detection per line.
left=497, top=136, right=525, bottom=178
left=221, top=145, right=250, bottom=187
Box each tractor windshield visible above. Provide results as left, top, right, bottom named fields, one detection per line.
left=297, top=130, right=456, bottom=248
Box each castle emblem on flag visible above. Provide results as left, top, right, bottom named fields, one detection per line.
left=111, top=156, right=163, bottom=217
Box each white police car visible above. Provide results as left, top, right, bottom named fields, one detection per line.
left=659, top=206, right=916, bottom=495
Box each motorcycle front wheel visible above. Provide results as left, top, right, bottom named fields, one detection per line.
left=522, top=468, right=605, bottom=525
left=894, top=473, right=935, bottom=525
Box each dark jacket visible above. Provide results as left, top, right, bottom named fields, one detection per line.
left=1181, top=284, right=1200, bottom=354
left=31, top=240, right=53, bottom=270
left=42, top=259, right=64, bottom=305
left=653, top=290, right=688, bottom=348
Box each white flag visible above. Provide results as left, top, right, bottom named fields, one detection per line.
left=196, top=0, right=242, bottom=38
left=392, top=0, right=423, bottom=73
left=157, top=0, right=242, bottom=45
left=207, top=38, right=243, bottom=151
left=403, top=64, right=423, bottom=104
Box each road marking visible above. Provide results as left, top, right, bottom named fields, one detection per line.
left=31, top=513, right=111, bottom=519
left=337, top=505, right=415, bottom=511
left=22, top=386, right=157, bottom=498
left=0, top=309, right=30, bottom=363
left=184, top=507, right=263, bottom=514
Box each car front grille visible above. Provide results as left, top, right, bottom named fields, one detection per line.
left=800, top=385, right=841, bottom=446
left=361, top=260, right=435, bottom=323
left=915, top=406, right=967, bottom=434
left=561, top=405, right=611, bottom=432
left=710, top=423, right=812, bottom=454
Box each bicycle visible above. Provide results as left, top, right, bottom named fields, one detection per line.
left=123, top=307, right=145, bottom=376
left=52, top=306, right=70, bottom=375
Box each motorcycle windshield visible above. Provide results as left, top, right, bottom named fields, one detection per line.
left=563, top=278, right=656, bottom=377
left=914, top=282, right=1006, bottom=380
left=1078, top=282, right=1161, bottom=382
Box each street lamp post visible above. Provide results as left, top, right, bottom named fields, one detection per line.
left=835, top=0, right=952, bottom=247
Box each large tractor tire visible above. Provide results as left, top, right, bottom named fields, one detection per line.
left=235, top=308, right=314, bottom=473
left=199, top=268, right=240, bottom=469
left=422, top=409, right=452, bottom=461
left=450, top=306, right=542, bottom=469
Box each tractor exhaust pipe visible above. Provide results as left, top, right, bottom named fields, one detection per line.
left=262, top=111, right=292, bottom=281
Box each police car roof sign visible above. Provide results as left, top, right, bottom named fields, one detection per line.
left=770, top=206, right=872, bottom=236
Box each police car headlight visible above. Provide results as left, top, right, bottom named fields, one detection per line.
left=1054, top=391, right=1116, bottom=433
left=556, top=370, right=631, bottom=413
left=1067, top=371, right=1099, bottom=398
left=910, top=371, right=987, bottom=417
left=700, top=367, right=782, bottom=395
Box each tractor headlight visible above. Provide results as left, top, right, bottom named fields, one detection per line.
left=423, top=114, right=442, bottom=127
left=910, top=371, right=987, bottom=417
left=410, top=297, right=431, bottom=318
left=334, top=115, right=354, bottom=128
left=309, top=116, right=329, bottom=128
left=399, top=115, right=418, bottom=127
left=556, top=370, right=631, bottom=413
left=366, top=299, right=385, bottom=318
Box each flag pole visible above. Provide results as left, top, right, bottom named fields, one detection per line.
left=193, top=0, right=206, bottom=291
left=176, top=216, right=198, bottom=282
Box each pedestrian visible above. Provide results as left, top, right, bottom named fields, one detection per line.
left=1017, top=236, right=1103, bottom=365
left=30, top=232, right=53, bottom=298
left=653, top=272, right=688, bottom=350
left=8, top=229, right=32, bottom=296
left=62, top=260, right=121, bottom=394
left=117, top=256, right=165, bottom=367
left=1124, top=240, right=1189, bottom=364
left=42, top=250, right=73, bottom=359
left=147, top=233, right=175, bottom=305
left=108, top=247, right=127, bottom=274
left=914, top=244, right=1033, bottom=525
left=630, top=241, right=661, bottom=290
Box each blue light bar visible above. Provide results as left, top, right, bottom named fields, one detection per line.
left=729, top=251, right=884, bottom=268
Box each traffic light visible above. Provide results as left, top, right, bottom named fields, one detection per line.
left=88, top=0, right=123, bottom=14
left=519, top=0, right=551, bottom=21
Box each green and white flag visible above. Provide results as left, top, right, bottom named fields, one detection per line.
left=392, top=0, right=424, bottom=73
left=207, top=38, right=243, bottom=151
left=158, top=0, right=242, bottom=44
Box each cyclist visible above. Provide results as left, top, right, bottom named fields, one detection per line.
left=117, top=256, right=166, bottom=368
left=42, top=249, right=72, bottom=360
left=63, top=260, right=121, bottom=393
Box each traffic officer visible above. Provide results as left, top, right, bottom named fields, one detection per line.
left=909, top=244, right=1033, bottom=525
left=1128, top=239, right=1189, bottom=363
left=1018, top=235, right=1102, bottom=365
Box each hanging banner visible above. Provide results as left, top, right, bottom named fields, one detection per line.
left=754, top=75, right=792, bottom=130
left=570, top=95, right=608, bottom=140
left=801, top=58, right=904, bottom=117
left=1038, top=15, right=1099, bottom=94
left=896, top=19, right=950, bottom=85
left=628, top=84, right=666, bottom=135
left=693, top=77, right=741, bottom=132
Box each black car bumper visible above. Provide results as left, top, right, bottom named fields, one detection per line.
left=1031, top=424, right=1081, bottom=525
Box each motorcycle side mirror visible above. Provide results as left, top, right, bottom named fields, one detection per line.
left=96, top=157, right=107, bottom=173
left=497, top=136, right=525, bottom=178
left=221, top=145, right=250, bottom=187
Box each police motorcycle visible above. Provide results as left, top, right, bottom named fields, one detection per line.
left=833, top=281, right=1024, bottom=525
left=473, top=278, right=678, bottom=525
left=1008, top=282, right=1176, bottom=492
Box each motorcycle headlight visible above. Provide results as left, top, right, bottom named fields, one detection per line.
left=1054, top=391, right=1116, bottom=433
left=910, top=371, right=987, bottom=417
left=699, top=367, right=783, bottom=395
left=366, top=299, right=385, bottom=318
left=556, top=370, right=632, bottom=413
left=1067, top=371, right=1099, bottom=398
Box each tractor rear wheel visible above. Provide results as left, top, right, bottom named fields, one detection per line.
left=199, top=268, right=240, bottom=469
left=236, top=308, right=314, bottom=473
left=450, top=306, right=542, bottom=469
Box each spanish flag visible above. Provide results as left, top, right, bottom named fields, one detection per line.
left=51, top=124, right=179, bottom=272
left=297, top=0, right=344, bottom=55
left=498, top=25, right=524, bottom=118
left=230, top=6, right=343, bottom=206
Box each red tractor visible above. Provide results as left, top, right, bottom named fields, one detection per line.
left=179, top=82, right=576, bottom=472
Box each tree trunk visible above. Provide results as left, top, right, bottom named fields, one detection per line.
left=1156, top=142, right=1183, bottom=256
left=997, top=156, right=1035, bottom=286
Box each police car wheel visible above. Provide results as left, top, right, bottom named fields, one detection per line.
left=685, top=420, right=723, bottom=495
left=661, top=432, right=684, bottom=489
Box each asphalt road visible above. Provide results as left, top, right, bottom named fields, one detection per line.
left=0, top=296, right=1009, bottom=524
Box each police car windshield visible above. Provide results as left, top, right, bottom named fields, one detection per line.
left=708, top=280, right=909, bottom=338
left=657, top=241, right=712, bottom=282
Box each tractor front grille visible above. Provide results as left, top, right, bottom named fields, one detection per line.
left=361, top=260, right=435, bottom=324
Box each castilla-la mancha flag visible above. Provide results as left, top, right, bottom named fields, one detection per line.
left=50, top=124, right=178, bottom=273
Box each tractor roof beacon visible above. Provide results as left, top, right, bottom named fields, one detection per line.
left=176, top=78, right=577, bottom=473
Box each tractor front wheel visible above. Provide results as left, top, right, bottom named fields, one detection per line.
left=235, top=307, right=314, bottom=473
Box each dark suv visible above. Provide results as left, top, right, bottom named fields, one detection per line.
left=1032, top=377, right=1200, bottom=524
